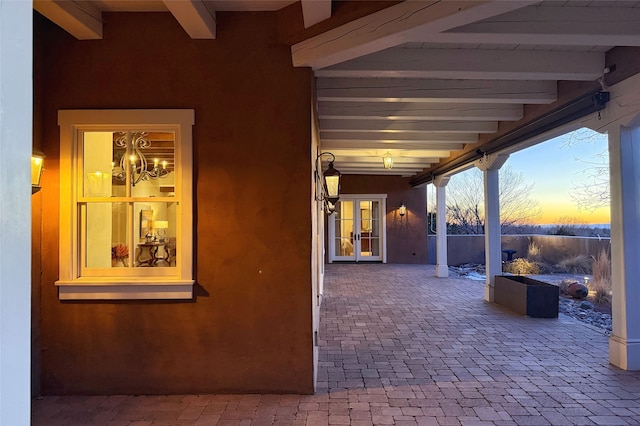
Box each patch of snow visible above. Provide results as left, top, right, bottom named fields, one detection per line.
left=463, top=271, right=486, bottom=281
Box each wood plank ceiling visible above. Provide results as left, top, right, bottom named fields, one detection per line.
left=35, top=0, right=640, bottom=178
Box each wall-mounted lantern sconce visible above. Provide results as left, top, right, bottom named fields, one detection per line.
left=398, top=203, right=407, bottom=217
left=32, top=148, right=45, bottom=194
left=383, top=151, right=394, bottom=169
left=315, top=152, right=341, bottom=214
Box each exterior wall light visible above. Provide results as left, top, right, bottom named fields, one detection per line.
left=315, top=151, right=341, bottom=214
left=32, top=148, right=45, bottom=194
left=398, top=203, right=407, bottom=217
left=383, top=151, right=394, bottom=169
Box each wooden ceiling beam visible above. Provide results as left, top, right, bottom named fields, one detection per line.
left=162, top=0, right=216, bottom=39
left=301, top=0, right=332, bottom=28
left=317, top=47, right=604, bottom=81
left=318, top=101, right=523, bottom=121
left=420, top=5, right=640, bottom=47
left=33, top=0, right=102, bottom=40
left=321, top=140, right=464, bottom=153
left=331, top=168, right=422, bottom=176
left=320, top=119, right=497, bottom=134
left=332, top=156, right=441, bottom=165
left=325, top=147, right=455, bottom=158
left=321, top=131, right=477, bottom=144
left=292, top=0, right=537, bottom=68
left=316, top=78, right=557, bottom=104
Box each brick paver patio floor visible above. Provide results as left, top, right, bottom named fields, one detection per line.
left=32, top=264, right=640, bottom=425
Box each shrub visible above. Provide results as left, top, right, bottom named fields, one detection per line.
left=556, top=254, right=592, bottom=275
left=593, top=248, right=611, bottom=283
left=590, top=279, right=612, bottom=305
left=503, top=258, right=541, bottom=275
left=527, top=241, right=542, bottom=262
left=590, top=249, right=612, bottom=305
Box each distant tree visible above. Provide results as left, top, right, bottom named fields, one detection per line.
left=563, top=128, right=609, bottom=211
left=547, top=216, right=610, bottom=237
left=552, top=226, right=577, bottom=236
left=445, top=166, right=542, bottom=234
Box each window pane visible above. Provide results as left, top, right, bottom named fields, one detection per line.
left=371, top=201, right=380, bottom=237
left=85, top=202, right=130, bottom=268
left=129, top=131, right=175, bottom=198
left=111, top=132, right=127, bottom=196
left=335, top=201, right=354, bottom=257
left=133, top=201, right=177, bottom=267
left=83, top=132, right=117, bottom=197
left=371, top=238, right=380, bottom=256
left=82, top=131, right=176, bottom=198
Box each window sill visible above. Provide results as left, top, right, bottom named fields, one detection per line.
left=55, top=279, right=195, bottom=300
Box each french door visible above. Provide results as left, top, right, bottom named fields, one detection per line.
left=328, top=195, right=387, bottom=262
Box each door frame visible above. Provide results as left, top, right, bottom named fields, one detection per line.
left=328, top=194, right=387, bottom=263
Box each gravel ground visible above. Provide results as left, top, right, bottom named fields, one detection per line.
left=559, top=296, right=612, bottom=335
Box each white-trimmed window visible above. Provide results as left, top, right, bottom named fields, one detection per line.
left=56, top=110, right=194, bottom=300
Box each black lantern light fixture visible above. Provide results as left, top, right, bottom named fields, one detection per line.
left=315, top=151, right=341, bottom=214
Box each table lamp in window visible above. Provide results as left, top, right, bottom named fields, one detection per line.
left=154, top=220, right=169, bottom=242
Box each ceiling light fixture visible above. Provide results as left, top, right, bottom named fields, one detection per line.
left=383, top=151, right=394, bottom=169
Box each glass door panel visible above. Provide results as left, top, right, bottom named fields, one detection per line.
left=359, top=200, right=370, bottom=256
left=329, top=197, right=385, bottom=262
left=367, top=200, right=381, bottom=257
left=333, top=201, right=355, bottom=259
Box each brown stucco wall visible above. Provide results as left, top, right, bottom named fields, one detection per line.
left=34, top=11, right=314, bottom=394
left=340, top=175, right=428, bottom=264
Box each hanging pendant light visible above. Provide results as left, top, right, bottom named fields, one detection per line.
left=383, top=151, right=394, bottom=169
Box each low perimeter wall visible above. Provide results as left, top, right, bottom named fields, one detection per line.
left=427, top=234, right=611, bottom=266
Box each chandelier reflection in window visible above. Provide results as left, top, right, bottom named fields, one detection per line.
left=112, top=131, right=170, bottom=186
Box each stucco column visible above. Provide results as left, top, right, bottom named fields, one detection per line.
left=0, top=0, right=33, bottom=422
left=578, top=73, right=640, bottom=370
left=434, top=176, right=450, bottom=277
left=476, top=154, right=509, bottom=302
left=608, top=124, right=640, bottom=370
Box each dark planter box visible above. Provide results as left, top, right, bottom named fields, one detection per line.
left=494, top=275, right=559, bottom=318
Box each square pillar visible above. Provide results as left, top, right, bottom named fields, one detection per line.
left=0, top=0, right=33, bottom=422
left=482, top=168, right=501, bottom=302
left=476, top=154, right=509, bottom=302
left=434, top=176, right=450, bottom=277
left=608, top=124, right=640, bottom=370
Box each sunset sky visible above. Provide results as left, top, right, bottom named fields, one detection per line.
left=505, top=128, right=610, bottom=225
left=434, top=128, right=612, bottom=226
